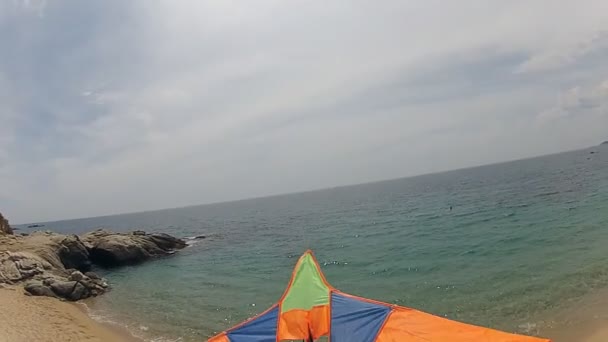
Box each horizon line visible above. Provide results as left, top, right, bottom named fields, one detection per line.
left=14, top=144, right=601, bottom=225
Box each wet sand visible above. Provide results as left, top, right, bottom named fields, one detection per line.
left=0, top=287, right=139, bottom=342
left=541, top=287, right=608, bottom=342
left=548, top=321, right=608, bottom=341
left=3, top=283, right=608, bottom=342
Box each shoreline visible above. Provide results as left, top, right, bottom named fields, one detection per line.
left=0, top=226, right=189, bottom=341
left=3, top=283, right=608, bottom=342
left=73, top=301, right=146, bottom=342
left=0, top=286, right=141, bottom=342
left=540, top=286, right=608, bottom=342
left=72, top=287, right=608, bottom=342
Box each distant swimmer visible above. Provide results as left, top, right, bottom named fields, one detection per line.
left=450, top=206, right=453, bottom=211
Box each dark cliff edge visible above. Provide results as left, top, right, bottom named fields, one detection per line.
left=0, top=212, right=13, bottom=235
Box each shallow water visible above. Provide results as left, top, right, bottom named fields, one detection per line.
left=25, top=146, right=608, bottom=341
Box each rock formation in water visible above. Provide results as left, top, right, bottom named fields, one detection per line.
left=0, top=217, right=187, bottom=302
left=81, top=229, right=187, bottom=267
left=0, top=212, right=13, bottom=235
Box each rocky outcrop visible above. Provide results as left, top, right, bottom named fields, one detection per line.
left=0, top=217, right=188, bottom=301
left=0, top=212, right=12, bottom=235
left=23, top=270, right=108, bottom=300
left=82, top=229, right=187, bottom=267
left=24, top=282, right=57, bottom=297
left=57, top=235, right=92, bottom=271
left=0, top=251, right=52, bottom=284
left=0, top=248, right=107, bottom=301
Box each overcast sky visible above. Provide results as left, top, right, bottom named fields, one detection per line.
left=1, top=0, right=608, bottom=223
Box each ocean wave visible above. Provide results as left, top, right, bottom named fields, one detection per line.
left=79, top=301, right=182, bottom=342
left=149, top=337, right=184, bottom=342
left=533, top=191, right=560, bottom=198
left=184, top=235, right=207, bottom=247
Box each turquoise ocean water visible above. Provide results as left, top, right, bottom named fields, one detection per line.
left=19, top=146, right=608, bottom=341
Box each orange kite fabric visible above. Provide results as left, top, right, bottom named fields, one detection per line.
left=209, top=250, right=551, bottom=342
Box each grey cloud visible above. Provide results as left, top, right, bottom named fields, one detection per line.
left=2, top=0, right=608, bottom=222
left=516, top=31, right=608, bottom=74
left=538, top=80, right=608, bottom=122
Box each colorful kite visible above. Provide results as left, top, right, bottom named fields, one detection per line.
left=209, top=250, right=551, bottom=342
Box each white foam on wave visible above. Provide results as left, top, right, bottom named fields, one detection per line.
left=185, top=239, right=199, bottom=247
left=517, top=322, right=542, bottom=335
left=184, top=235, right=208, bottom=247
left=149, top=337, right=184, bottom=342
left=79, top=301, right=182, bottom=342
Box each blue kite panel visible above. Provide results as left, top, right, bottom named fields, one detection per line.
left=228, top=305, right=279, bottom=342
left=330, top=292, right=391, bottom=342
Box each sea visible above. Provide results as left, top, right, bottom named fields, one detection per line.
left=16, top=146, right=608, bottom=341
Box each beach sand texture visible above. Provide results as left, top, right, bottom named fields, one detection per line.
left=3, top=285, right=608, bottom=341
left=0, top=287, right=137, bottom=342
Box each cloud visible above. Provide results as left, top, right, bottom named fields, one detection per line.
left=0, top=0, right=46, bottom=19
left=2, top=0, right=608, bottom=222
left=516, top=31, right=608, bottom=73
left=538, top=80, right=608, bottom=122
left=21, top=0, right=47, bottom=16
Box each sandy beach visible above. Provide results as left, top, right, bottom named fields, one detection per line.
left=548, top=326, right=608, bottom=342
left=0, top=287, right=138, bottom=342
left=547, top=322, right=608, bottom=342
left=541, top=287, right=608, bottom=342
left=3, top=283, right=608, bottom=341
